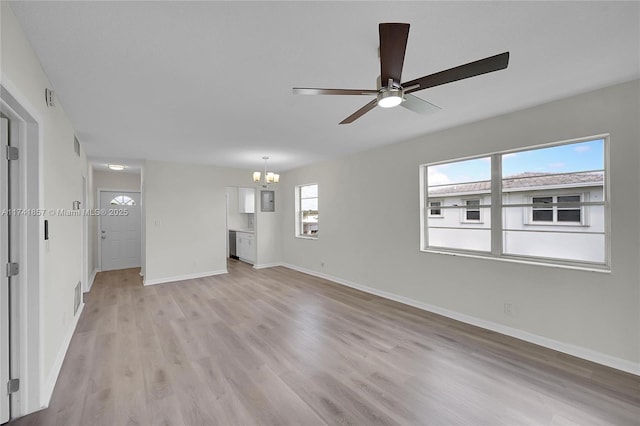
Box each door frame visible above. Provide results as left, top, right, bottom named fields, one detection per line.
left=1, top=81, right=44, bottom=417
left=97, top=188, right=141, bottom=271
left=81, top=175, right=89, bottom=292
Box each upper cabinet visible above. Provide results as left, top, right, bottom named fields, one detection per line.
left=238, top=187, right=255, bottom=213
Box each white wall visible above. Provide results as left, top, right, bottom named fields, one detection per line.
left=281, top=80, right=640, bottom=372
left=143, top=161, right=258, bottom=284
left=93, top=169, right=140, bottom=192
left=255, top=187, right=282, bottom=268
left=1, top=2, right=89, bottom=409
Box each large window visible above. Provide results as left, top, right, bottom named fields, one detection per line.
left=296, top=183, right=318, bottom=238
left=421, top=137, right=608, bottom=268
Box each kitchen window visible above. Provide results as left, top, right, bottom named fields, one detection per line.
left=296, top=183, right=318, bottom=238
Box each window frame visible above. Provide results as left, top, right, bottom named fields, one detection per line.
left=461, top=198, right=483, bottom=223
left=428, top=199, right=443, bottom=218
left=419, top=134, right=610, bottom=271
left=526, top=192, right=587, bottom=226
left=295, top=183, right=318, bottom=239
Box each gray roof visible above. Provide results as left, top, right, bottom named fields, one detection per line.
left=429, top=172, right=604, bottom=196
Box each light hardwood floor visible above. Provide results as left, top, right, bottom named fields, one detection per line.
left=11, top=259, right=640, bottom=425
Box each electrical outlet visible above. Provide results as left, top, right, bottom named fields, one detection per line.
left=504, top=302, right=514, bottom=316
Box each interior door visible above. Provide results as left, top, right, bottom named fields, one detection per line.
left=99, top=191, right=141, bottom=271
left=1, top=117, right=11, bottom=423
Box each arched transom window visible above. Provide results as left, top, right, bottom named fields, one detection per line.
left=110, top=195, right=136, bottom=206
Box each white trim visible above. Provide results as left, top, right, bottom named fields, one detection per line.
left=143, top=269, right=227, bottom=286
left=86, top=268, right=99, bottom=293
left=41, top=302, right=84, bottom=407
left=81, top=174, right=89, bottom=292
left=281, top=263, right=638, bottom=376
left=1, top=76, right=45, bottom=416
left=253, top=262, right=283, bottom=270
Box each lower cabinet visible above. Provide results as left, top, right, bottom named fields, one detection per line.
left=236, top=232, right=255, bottom=264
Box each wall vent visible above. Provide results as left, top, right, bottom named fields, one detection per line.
left=73, top=136, right=80, bottom=157
left=74, top=281, right=82, bottom=315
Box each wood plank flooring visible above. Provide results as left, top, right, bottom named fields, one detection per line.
left=11, top=259, right=640, bottom=425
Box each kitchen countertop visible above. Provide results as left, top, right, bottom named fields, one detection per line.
left=230, top=228, right=254, bottom=234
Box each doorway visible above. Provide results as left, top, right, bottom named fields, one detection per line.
left=99, top=190, right=141, bottom=271
left=1, top=116, right=12, bottom=423
left=1, top=113, right=22, bottom=423
left=1, top=83, right=43, bottom=418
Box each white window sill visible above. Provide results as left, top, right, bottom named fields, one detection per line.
left=421, top=248, right=611, bottom=274
left=296, top=235, right=318, bottom=240
left=525, top=222, right=586, bottom=227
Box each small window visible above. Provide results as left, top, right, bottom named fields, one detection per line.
left=531, top=194, right=582, bottom=224
left=428, top=200, right=443, bottom=217
left=296, top=184, right=318, bottom=238
left=532, top=196, right=553, bottom=222
left=464, top=199, right=481, bottom=222
left=110, top=195, right=136, bottom=206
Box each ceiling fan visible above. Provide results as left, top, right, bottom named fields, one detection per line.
left=293, top=23, right=509, bottom=124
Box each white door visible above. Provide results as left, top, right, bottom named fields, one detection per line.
left=99, top=191, right=141, bottom=271
left=1, top=118, right=11, bottom=423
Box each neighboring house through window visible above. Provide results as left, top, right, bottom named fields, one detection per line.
left=421, top=137, right=607, bottom=268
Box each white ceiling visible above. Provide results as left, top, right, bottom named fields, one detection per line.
left=9, top=1, right=640, bottom=172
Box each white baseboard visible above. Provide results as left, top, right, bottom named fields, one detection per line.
left=143, top=269, right=228, bottom=286
left=281, top=263, right=640, bottom=376
left=253, top=262, right=283, bottom=270
left=42, top=302, right=85, bottom=406
left=86, top=268, right=99, bottom=292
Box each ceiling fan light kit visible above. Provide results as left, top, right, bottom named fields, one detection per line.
left=377, top=88, right=403, bottom=108
left=293, top=22, right=509, bottom=124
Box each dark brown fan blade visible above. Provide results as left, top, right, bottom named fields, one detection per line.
left=379, top=23, right=410, bottom=85
left=293, top=88, right=378, bottom=96
left=339, top=99, right=378, bottom=124
left=403, top=52, right=509, bottom=94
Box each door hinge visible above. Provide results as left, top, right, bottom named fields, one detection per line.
left=5, top=146, right=18, bottom=161
left=6, top=262, right=19, bottom=277
left=7, top=378, right=19, bottom=394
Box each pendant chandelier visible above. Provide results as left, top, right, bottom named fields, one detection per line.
left=253, top=156, right=280, bottom=188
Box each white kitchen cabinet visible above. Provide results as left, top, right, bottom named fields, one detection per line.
left=238, top=187, right=255, bottom=213
left=236, top=231, right=255, bottom=263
